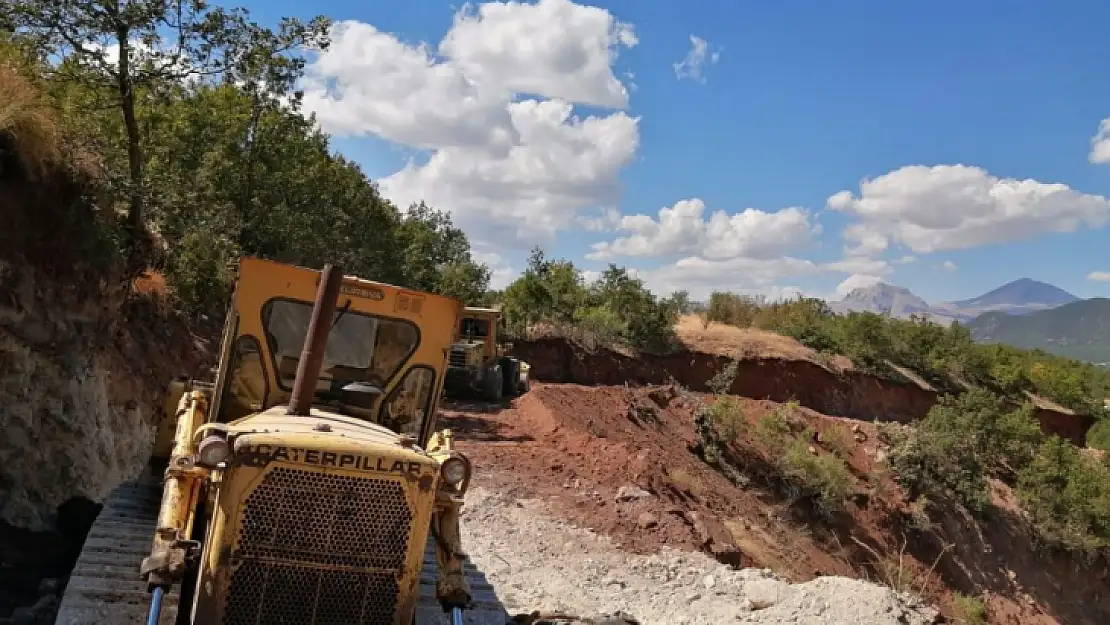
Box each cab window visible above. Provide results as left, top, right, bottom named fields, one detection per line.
left=460, top=318, right=489, bottom=340
left=261, top=298, right=419, bottom=395
left=219, top=336, right=267, bottom=422
left=379, top=366, right=436, bottom=438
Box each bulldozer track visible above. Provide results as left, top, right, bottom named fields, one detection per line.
left=54, top=465, right=180, bottom=625
left=55, top=465, right=508, bottom=625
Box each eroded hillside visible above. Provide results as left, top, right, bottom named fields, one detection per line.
left=444, top=329, right=1110, bottom=625
left=0, top=65, right=209, bottom=621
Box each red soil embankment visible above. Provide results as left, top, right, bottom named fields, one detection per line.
left=443, top=383, right=1110, bottom=625
left=507, top=336, right=1094, bottom=446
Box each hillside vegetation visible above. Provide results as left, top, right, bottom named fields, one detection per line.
left=1, top=12, right=491, bottom=323
left=967, top=298, right=1110, bottom=364
left=695, top=291, right=1110, bottom=417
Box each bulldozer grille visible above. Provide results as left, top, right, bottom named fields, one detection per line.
left=449, top=349, right=468, bottom=367
left=224, top=466, right=414, bottom=625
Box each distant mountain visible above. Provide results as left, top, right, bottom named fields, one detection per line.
left=933, top=278, right=1079, bottom=320
left=828, top=278, right=1080, bottom=326
left=966, top=298, right=1110, bottom=364
left=829, top=283, right=939, bottom=319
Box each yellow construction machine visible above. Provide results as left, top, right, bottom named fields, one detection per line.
left=443, top=307, right=530, bottom=401
left=55, top=258, right=506, bottom=625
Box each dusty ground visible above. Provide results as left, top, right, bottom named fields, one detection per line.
left=441, top=382, right=1110, bottom=625
left=460, top=486, right=939, bottom=625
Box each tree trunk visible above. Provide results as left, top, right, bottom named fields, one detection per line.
left=115, top=31, right=144, bottom=233
left=239, top=92, right=263, bottom=226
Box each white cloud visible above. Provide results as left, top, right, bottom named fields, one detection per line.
left=894, top=255, right=918, bottom=264
left=836, top=274, right=883, bottom=297
left=302, top=21, right=513, bottom=148
left=829, top=164, right=1110, bottom=254
left=1087, top=271, right=1110, bottom=282
left=581, top=269, right=602, bottom=284
left=673, top=35, right=720, bottom=84
left=301, top=1, right=640, bottom=248
left=1090, top=118, right=1110, bottom=164
left=822, top=255, right=892, bottom=277
left=473, top=251, right=516, bottom=289
left=440, top=0, right=638, bottom=108
left=940, top=260, right=958, bottom=272
left=576, top=207, right=623, bottom=232
left=380, top=99, right=638, bottom=244
left=638, top=255, right=820, bottom=300
left=586, top=198, right=819, bottom=261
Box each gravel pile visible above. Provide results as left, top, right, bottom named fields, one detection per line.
left=460, top=487, right=939, bottom=625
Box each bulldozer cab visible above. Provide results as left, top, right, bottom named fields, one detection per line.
left=210, top=256, right=462, bottom=443
left=458, top=307, right=502, bottom=360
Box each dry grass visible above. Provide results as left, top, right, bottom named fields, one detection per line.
left=665, top=467, right=709, bottom=499
left=0, top=61, right=60, bottom=180
left=675, top=314, right=852, bottom=370
left=1024, top=390, right=1075, bottom=415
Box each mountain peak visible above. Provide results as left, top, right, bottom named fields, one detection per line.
left=832, top=282, right=931, bottom=317
left=950, top=278, right=1078, bottom=310
left=829, top=278, right=1081, bottom=325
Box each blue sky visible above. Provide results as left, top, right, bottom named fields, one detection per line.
left=239, top=0, right=1110, bottom=302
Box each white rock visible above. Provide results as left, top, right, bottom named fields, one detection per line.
left=615, top=485, right=653, bottom=502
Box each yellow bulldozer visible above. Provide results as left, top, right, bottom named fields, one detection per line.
left=443, top=307, right=530, bottom=402
left=54, top=258, right=506, bottom=625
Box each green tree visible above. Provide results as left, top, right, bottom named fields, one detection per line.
left=438, top=260, right=492, bottom=305
left=10, top=0, right=328, bottom=239
left=501, top=248, right=586, bottom=334
left=669, top=289, right=691, bottom=315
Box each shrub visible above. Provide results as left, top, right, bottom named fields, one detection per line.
left=887, top=389, right=1043, bottom=512
left=754, top=297, right=841, bottom=353
left=707, top=291, right=763, bottom=327
left=707, top=396, right=746, bottom=441
left=952, top=592, right=988, bottom=625
left=571, top=305, right=626, bottom=346
left=780, top=437, right=854, bottom=514
left=1087, top=419, right=1110, bottom=452
left=755, top=408, right=794, bottom=455
left=821, top=423, right=854, bottom=458
left=502, top=254, right=678, bottom=352
left=1016, top=436, right=1110, bottom=559
left=707, top=359, right=740, bottom=395
left=164, top=228, right=240, bottom=320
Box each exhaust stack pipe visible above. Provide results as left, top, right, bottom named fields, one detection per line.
left=288, top=263, right=344, bottom=416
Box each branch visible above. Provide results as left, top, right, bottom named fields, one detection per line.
left=917, top=542, right=956, bottom=596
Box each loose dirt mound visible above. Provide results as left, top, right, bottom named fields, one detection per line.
left=443, top=383, right=1110, bottom=625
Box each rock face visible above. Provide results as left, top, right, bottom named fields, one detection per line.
left=0, top=261, right=204, bottom=622
left=0, top=264, right=155, bottom=531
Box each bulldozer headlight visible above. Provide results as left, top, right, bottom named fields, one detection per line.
left=197, top=434, right=231, bottom=467
left=441, top=457, right=468, bottom=486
